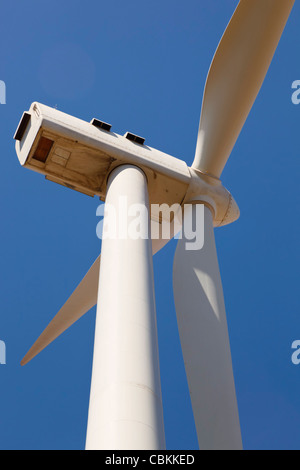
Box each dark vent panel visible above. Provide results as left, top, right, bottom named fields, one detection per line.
left=125, top=132, right=145, bottom=146
left=90, top=118, right=112, bottom=132
left=14, top=112, right=31, bottom=141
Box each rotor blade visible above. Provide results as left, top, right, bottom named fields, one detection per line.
left=173, top=205, right=242, bottom=450
left=193, top=0, right=295, bottom=178
left=21, top=222, right=178, bottom=366
left=21, top=256, right=100, bottom=366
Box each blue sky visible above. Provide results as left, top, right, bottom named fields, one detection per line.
left=0, top=0, right=299, bottom=450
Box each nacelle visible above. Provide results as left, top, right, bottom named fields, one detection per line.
left=14, top=102, right=239, bottom=227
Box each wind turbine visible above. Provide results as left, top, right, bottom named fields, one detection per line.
left=14, top=0, right=295, bottom=450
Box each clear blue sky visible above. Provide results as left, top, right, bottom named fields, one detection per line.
left=0, top=0, right=299, bottom=450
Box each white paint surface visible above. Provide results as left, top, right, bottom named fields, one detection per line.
left=85, top=165, right=165, bottom=450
